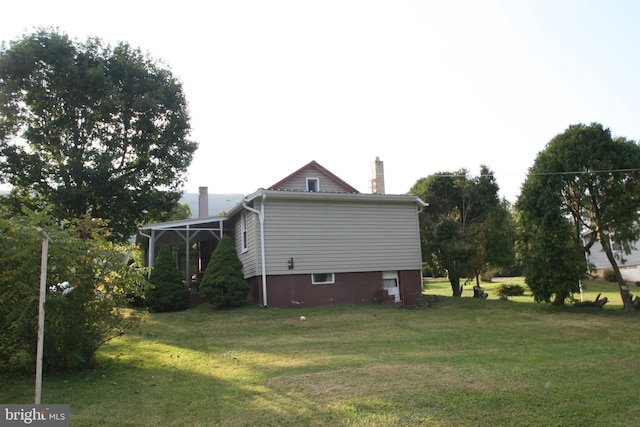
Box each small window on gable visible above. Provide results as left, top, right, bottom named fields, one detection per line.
left=312, top=273, right=334, bottom=284
left=307, top=177, right=319, bottom=192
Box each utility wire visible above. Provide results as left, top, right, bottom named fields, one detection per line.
left=525, top=168, right=640, bottom=176
left=429, top=168, right=640, bottom=178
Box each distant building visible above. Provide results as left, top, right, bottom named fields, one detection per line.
left=586, top=239, right=640, bottom=282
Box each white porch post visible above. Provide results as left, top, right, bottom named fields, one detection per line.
left=149, top=229, right=156, bottom=278
left=185, top=225, right=191, bottom=286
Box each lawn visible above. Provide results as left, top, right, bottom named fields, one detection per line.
left=2, top=283, right=640, bottom=426
left=424, top=276, right=627, bottom=308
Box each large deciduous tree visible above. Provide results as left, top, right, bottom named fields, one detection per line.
left=411, top=166, right=514, bottom=296
left=516, top=123, right=640, bottom=311
left=0, top=29, right=197, bottom=240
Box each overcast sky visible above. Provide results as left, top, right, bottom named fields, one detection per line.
left=2, top=0, right=640, bottom=202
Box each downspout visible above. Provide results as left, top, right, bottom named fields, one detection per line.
left=244, top=192, right=268, bottom=306
left=416, top=199, right=429, bottom=213
left=415, top=198, right=429, bottom=293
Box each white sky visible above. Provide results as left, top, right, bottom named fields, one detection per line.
left=2, top=0, right=640, bottom=202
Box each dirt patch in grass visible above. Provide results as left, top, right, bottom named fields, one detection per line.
left=265, top=363, right=529, bottom=401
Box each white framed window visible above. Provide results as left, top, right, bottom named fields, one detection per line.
left=241, top=211, right=248, bottom=252
left=611, top=238, right=627, bottom=262
left=383, top=271, right=399, bottom=289
left=312, top=273, right=334, bottom=284
left=306, top=177, right=319, bottom=192
left=383, top=271, right=400, bottom=302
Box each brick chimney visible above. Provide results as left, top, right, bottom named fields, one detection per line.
left=371, top=157, right=385, bottom=194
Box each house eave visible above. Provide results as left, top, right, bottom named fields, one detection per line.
left=138, top=215, right=229, bottom=232
left=238, top=188, right=428, bottom=206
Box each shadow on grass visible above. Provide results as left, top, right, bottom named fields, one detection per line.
left=3, top=296, right=639, bottom=426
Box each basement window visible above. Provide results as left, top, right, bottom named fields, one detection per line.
left=383, top=271, right=399, bottom=289
left=312, top=273, right=335, bottom=284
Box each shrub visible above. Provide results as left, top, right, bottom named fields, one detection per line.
left=480, top=274, right=493, bottom=283
left=603, top=269, right=617, bottom=282
left=146, top=246, right=190, bottom=312
left=495, top=283, right=525, bottom=297
left=0, top=212, right=144, bottom=372
left=200, top=235, right=249, bottom=308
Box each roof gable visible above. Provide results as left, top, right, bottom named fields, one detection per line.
left=267, top=160, right=360, bottom=193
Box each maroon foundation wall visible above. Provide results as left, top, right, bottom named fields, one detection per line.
left=248, top=270, right=424, bottom=308
left=398, top=269, right=423, bottom=307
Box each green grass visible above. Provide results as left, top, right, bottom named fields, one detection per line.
left=424, top=276, right=627, bottom=308
left=2, top=286, right=640, bottom=426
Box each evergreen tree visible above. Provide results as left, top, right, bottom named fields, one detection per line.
left=200, top=235, right=249, bottom=308
left=146, top=246, right=189, bottom=312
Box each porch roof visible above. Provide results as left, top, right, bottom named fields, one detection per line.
left=137, top=215, right=229, bottom=247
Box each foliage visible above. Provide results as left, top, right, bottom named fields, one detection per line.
left=494, top=283, right=525, bottom=296
left=410, top=166, right=515, bottom=296
left=603, top=269, right=617, bottom=282
left=515, top=182, right=585, bottom=304
left=516, top=123, right=640, bottom=310
left=168, top=202, right=192, bottom=221
left=0, top=28, right=198, bottom=241
left=146, top=246, right=189, bottom=312
left=0, top=209, right=145, bottom=372
left=199, top=235, right=249, bottom=308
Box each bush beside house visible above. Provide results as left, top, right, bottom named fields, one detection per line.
left=0, top=213, right=143, bottom=372
left=200, top=235, right=249, bottom=308
left=146, top=246, right=190, bottom=312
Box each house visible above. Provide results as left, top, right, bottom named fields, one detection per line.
left=586, top=239, right=640, bottom=282
left=138, top=160, right=428, bottom=307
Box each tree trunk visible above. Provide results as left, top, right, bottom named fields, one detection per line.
left=449, top=275, right=462, bottom=297
left=574, top=293, right=608, bottom=308
left=599, top=232, right=636, bottom=312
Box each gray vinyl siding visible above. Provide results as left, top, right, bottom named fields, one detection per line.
left=586, top=241, right=609, bottom=270
left=261, top=198, right=422, bottom=275
left=621, top=247, right=640, bottom=267
left=235, top=211, right=260, bottom=277
left=272, top=166, right=353, bottom=193
left=587, top=240, right=640, bottom=270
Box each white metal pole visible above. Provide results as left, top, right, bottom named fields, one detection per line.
left=34, top=227, right=52, bottom=405
left=185, top=225, right=191, bottom=286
